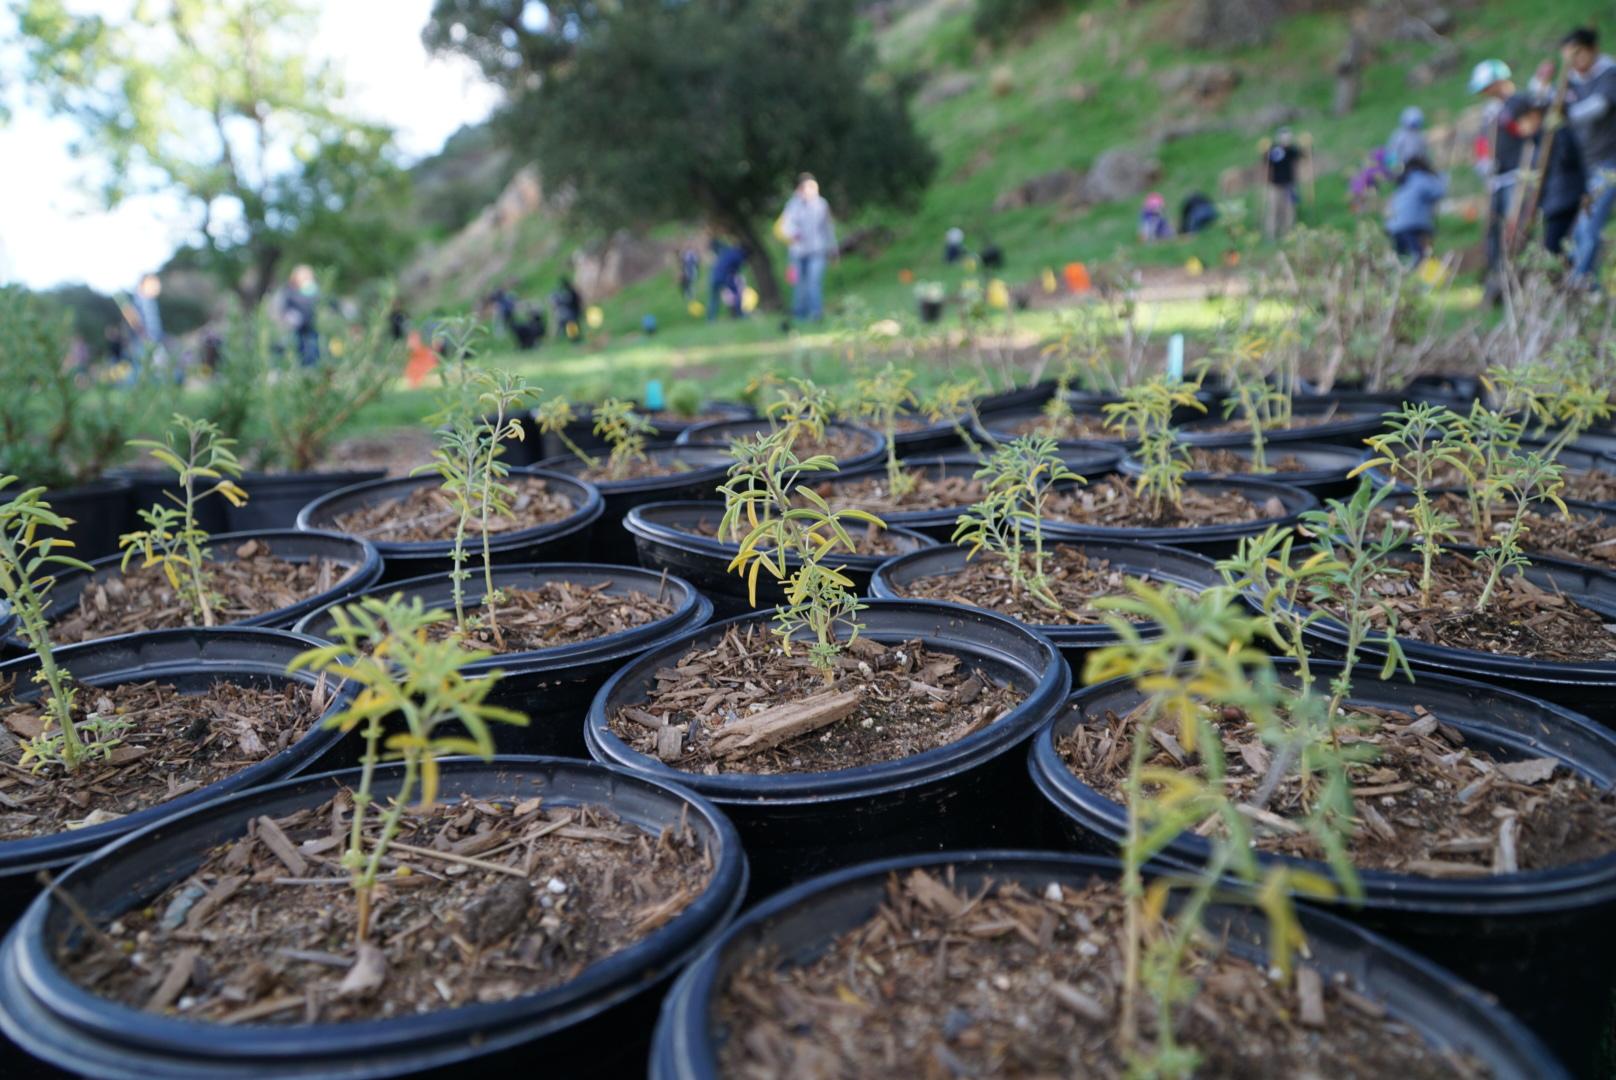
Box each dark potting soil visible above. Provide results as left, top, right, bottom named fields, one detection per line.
left=1374, top=494, right=1616, bottom=571
left=425, top=581, right=676, bottom=654
left=1046, top=479, right=1277, bottom=530
left=1002, top=412, right=1124, bottom=441
left=1061, top=700, right=1616, bottom=877
left=710, top=429, right=872, bottom=463
left=575, top=455, right=701, bottom=485
left=681, top=517, right=911, bottom=559
left=886, top=548, right=1151, bottom=626
left=1191, top=410, right=1359, bottom=436
left=607, top=625, right=1023, bottom=776
left=331, top=477, right=574, bottom=543
left=1316, top=553, right=1616, bottom=663
left=58, top=794, right=713, bottom=1023
left=1186, top=447, right=1312, bottom=475
left=0, top=680, right=323, bottom=840
left=1423, top=464, right=1616, bottom=506
left=715, top=869, right=1483, bottom=1079
left=55, top=539, right=353, bottom=643
left=812, top=471, right=985, bottom=516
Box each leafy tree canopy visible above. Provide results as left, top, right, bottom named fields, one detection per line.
left=425, top=0, right=937, bottom=307
left=12, top=0, right=412, bottom=305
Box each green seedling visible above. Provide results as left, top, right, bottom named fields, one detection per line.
left=922, top=378, right=984, bottom=458
left=593, top=398, right=657, bottom=481
left=119, top=415, right=249, bottom=628
left=289, top=595, right=527, bottom=944
left=472, top=371, right=535, bottom=646
left=1086, top=583, right=1352, bottom=1077
left=535, top=395, right=600, bottom=470
left=953, top=435, right=1081, bottom=615
left=0, top=479, right=130, bottom=772
left=1103, top=377, right=1205, bottom=518
left=665, top=381, right=704, bottom=419
left=1355, top=403, right=1466, bottom=603
left=1213, top=332, right=1290, bottom=472
left=718, top=426, right=884, bottom=681
left=1474, top=452, right=1567, bottom=614
left=855, top=365, right=919, bottom=498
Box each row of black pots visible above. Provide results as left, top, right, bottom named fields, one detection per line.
left=1, top=598, right=1607, bottom=1074
left=43, top=470, right=388, bottom=563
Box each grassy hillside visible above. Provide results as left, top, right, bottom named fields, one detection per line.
left=369, top=0, right=1589, bottom=426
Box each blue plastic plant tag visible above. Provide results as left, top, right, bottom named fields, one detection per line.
left=1167, top=334, right=1184, bottom=381
left=645, top=379, right=665, bottom=411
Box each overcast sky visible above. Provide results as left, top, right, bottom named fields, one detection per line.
left=0, top=0, right=501, bottom=293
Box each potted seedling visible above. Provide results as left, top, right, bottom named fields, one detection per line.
left=676, top=378, right=886, bottom=471
left=914, top=281, right=945, bottom=324
left=535, top=393, right=735, bottom=564
left=0, top=591, right=747, bottom=1078
left=0, top=478, right=362, bottom=925
left=654, top=592, right=1568, bottom=1075
left=854, top=366, right=919, bottom=500
left=14, top=414, right=381, bottom=651
left=871, top=435, right=1226, bottom=667
left=299, top=375, right=602, bottom=584
left=591, top=418, right=1071, bottom=894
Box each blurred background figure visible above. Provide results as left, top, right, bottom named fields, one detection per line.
left=779, top=172, right=836, bottom=324
left=1138, top=193, right=1172, bottom=242
left=279, top=264, right=321, bottom=366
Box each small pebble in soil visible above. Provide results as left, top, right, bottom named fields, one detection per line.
left=546, top=877, right=567, bottom=894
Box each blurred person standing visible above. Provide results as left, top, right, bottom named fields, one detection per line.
left=118, top=272, right=165, bottom=380
left=1563, top=27, right=1616, bottom=289
left=1386, top=106, right=1429, bottom=169
left=1262, top=128, right=1305, bottom=240
left=1383, top=156, right=1447, bottom=263
left=779, top=173, right=837, bottom=324
left=279, top=264, right=321, bottom=367
left=1470, top=59, right=1535, bottom=297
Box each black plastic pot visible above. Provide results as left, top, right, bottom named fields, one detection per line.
left=1288, top=547, right=1616, bottom=727
left=39, top=478, right=132, bottom=562
left=916, top=297, right=944, bottom=324
left=586, top=600, right=1070, bottom=898
left=1180, top=394, right=1387, bottom=450
left=110, top=468, right=228, bottom=538
left=537, top=402, right=754, bottom=460
left=8, top=530, right=382, bottom=656
left=972, top=403, right=1137, bottom=451
left=649, top=850, right=1564, bottom=1080
left=807, top=452, right=1121, bottom=541
left=1405, top=371, right=1483, bottom=407
left=974, top=380, right=1058, bottom=415
left=294, top=563, right=712, bottom=763
left=225, top=470, right=387, bottom=532
left=869, top=539, right=1224, bottom=673
left=1121, top=440, right=1368, bottom=501
left=535, top=445, right=734, bottom=564
left=622, top=501, right=939, bottom=619
left=1365, top=441, right=1616, bottom=509
left=0, top=756, right=747, bottom=1080
left=890, top=411, right=969, bottom=457
left=673, top=419, right=885, bottom=471
left=1042, top=476, right=1318, bottom=560
left=296, top=467, right=603, bottom=584
left=1030, top=661, right=1616, bottom=1074
left=1377, top=492, right=1616, bottom=576
left=0, top=628, right=356, bottom=929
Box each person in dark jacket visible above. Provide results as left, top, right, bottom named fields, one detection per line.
left=551, top=278, right=583, bottom=342
left=708, top=239, right=747, bottom=321
left=1179, top=192, right=1218, bottom=234
left=279, top=265, right=321, bottom=367
left=1538, top=102, right=1589, bottom=260
left=1564, top=27, right=1616, bottom=286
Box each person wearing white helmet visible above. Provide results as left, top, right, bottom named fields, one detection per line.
left=1469, top=59, right=1537, bottom=297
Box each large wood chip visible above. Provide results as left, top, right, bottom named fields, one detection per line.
left=1496, top=758, right=1558, bottom=785
left=145, top=946, right=200, bottom=1012
left=709, top=690, right=861, bottom=760
left=255, top=816, right=308, bottom=876
left=337, top=943, right=388, bottom=998
left=1296, top=966, right=1326, bottom=1028
left=904, top=869, right=966, bottom=918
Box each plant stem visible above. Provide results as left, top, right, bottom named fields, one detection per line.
left=479, top=409, right=505, bottom=648
left=357, top=750, right=419, bottom=941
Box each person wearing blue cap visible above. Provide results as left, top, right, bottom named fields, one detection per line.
left=1387, top=106, right=1429, bottom=170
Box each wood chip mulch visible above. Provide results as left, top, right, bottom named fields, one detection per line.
left=680, top=516, right=910, bottom=559
left=54, top=539, right=351, bottom=643
left=1002, top=413, right=1123, bottom=441
left=58, top=794, right=714, bottom=1023
left=331, top=477, right=575, bottom=543
left=1061, top=701, right=1616, bottom=877
left=576, top=457, right=700, bottom=484
left=1374, top=494, right=1616, bottom=571
left=715, top=868, right=1484, bottom=1078
left=1190, top=410, right=1359, bottom=436
left=1185, top=447, right=1312, bottom=475
left=1046, top=479, right=1278, bottom=530
left=813, top=472, right=985, bottom=515
left=887, top=547, right=1154, bottom=625
left=0, top=679, right=324, bottom=840
left=1313, top=553, right=1616, bottom=663
left=608, top=626, right=1024, bottom=776
left=427, top=581, right=676, bottom=654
